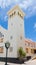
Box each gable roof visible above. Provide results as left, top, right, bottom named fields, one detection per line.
left=7, top=5, right=25, bottom=17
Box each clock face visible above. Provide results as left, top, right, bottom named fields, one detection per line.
left=5, top=42, right=10, bottom=49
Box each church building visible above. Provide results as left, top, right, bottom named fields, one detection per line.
left=0, top=5, right=36, bottom=59
left=0, top=5, right=25, bottom=58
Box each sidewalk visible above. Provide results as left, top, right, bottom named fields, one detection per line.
left=24, top=59, right=36, bottom=65
left=0, top=62, right=25, bottom=65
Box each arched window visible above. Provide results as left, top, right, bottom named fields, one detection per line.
left=18, top=12, right=19, bottom=15
left=12, top=13, right=13, bottom=16
left=18, top=12, right=23, bottom=19
left=10, top=15, right=12, bottom=18
left=14, top=11, right=16, bottom=15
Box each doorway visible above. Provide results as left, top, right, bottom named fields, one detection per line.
left=34, top=50, right=36, bottom=54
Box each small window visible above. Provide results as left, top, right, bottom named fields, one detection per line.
left=14, top=11, right=16, bottom=15
left=18, top=12, right=19, bottom=15
left=31, top=49, right=33, bottom=53
left=10, top=36, right=13, bottom=39
left=11, top=23, right=13, bottom=26
left=10, top=15, right=12, bottom=17
left=0, top=32, right=4, bottom=38
left=34, top=44, right=35, bottom=48
left=31, top=44, right=33, bottom=47
left=28, top=43, right=30, bottom=46
left=10, top=47, right=13, bottom=52
left=20, top=15, right=23, bottom=19
left=12, top=13, right=13, bottom=16
left=25, top=43, right=26, bottom=46
left=20, top=24, right=22, bottom=26
left=2, top=35, right=4, bottom=37
left=26, top=48, right=28, bottom=53
left=0, top=47, right=3, bottom=53
left=0, top=38, right=4, bottom=43
left=20, top=36, right=22, bottom=40
left=20, top=14, right=21, bottom=17
left=18, top=12, right=23, bottom=19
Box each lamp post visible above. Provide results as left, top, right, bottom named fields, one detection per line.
left=5, top=42, right=10, bottom=65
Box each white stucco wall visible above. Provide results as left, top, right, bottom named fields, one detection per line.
left=0, top=6, right=25, bottom=58
left=7, top=9, right=25, bottom=57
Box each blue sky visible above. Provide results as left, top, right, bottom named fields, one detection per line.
left=0, top=0, right=36, bottom=42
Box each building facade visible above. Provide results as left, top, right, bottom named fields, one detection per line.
left=25, top=39, right=36, bottom=56
left=0, top=5, right=36, bottom=58
left=0, top=5, right=25, bottom=58
left=0, top=26, right=7, bottom=57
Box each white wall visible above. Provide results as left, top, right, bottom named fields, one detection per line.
left=8, top=10, right=25, bottom=57
left=0, top=7, right=25, bottom=58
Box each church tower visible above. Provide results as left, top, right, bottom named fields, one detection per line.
left=7, top=5, right=25, bottom=58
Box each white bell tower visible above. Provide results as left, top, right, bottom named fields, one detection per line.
left=7, top=5, right=25, bottom=58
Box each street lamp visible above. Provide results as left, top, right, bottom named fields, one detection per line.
left=5, top=42, right=10, bottom=65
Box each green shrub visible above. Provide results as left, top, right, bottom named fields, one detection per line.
left=18, top=47, right=26, bottom=60
left=22, top=51, right=26, bottom=58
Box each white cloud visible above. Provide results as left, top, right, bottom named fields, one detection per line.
left=34, top=23, right=36, bottom=29
left=0, top=0, right=16, bottom=8
left=0, top=0, right=36, bottom=18
left=19, top=0, right=36, bottom=18
left=25, top=38, right=33, bottom=42
left=4, top=15, right=8, bottom=21
left=19, top=0, right=31, bottom=9
left=33, top=23, right=36, bottom=32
